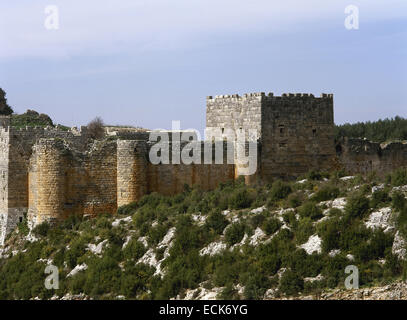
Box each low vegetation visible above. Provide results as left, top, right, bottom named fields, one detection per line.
left=0, top=168, right=407, bottom=300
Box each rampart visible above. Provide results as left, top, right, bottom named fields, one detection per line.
left=0, top=92, right=406, bottom=245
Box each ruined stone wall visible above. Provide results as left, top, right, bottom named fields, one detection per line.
left=147, top=142, right=235, bottom=197
left=117, top=140, right=235, bottom=203
left=28, top=138, right=118, bottom=227
left=337, top=138, right=407, bottom=175
left=261, top=93, right=336, bottom=180
left=206, top=93, right=263, bottom=140
left=117, top=140, right=148, bottom=207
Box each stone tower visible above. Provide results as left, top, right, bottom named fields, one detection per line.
left=206, top=92, right=336, bottom=181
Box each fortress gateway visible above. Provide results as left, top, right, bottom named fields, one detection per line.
left=1, top=92, right=407, bottom=245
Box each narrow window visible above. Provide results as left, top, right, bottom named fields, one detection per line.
left=279, top=125, right=285, bottom=137
left=19, top=217, right=23, bottom=223
left=312, top=129, right=317, bottom=137
left=221, top=128, right=225, bottom=134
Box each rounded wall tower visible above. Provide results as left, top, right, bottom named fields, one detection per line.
left=117, top=140, right=148, bottom=207
left=28, top=139, right=67, bottom=226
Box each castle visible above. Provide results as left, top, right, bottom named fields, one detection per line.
left=0, top=92, right=406, bottom=245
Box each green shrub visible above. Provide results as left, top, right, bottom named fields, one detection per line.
left=225, top=223, right=245, bottom=246
left=123, top=239, right=147, bottom=261
left=370, top=190, right=390, bottom=209
left=32, top=222, right=50, bottom=237
left=270, top=180, right=292, bottom=201
left=205, top=211, right=228, bottom=235
left=117, top=201, right=138, bottom=215
left=286, top=192, right=302, bottom=208
left=279, top=270, right=304, bottom=296
left=262, top=218, right=282, bottom=236
left=392, top=191, right=406, bottom=212
left=218, top=283, right=240, bottom=300
left=295, top=218, right=315, bottom=244
left=282, top=210, right=297, bottom=228
left=298, top=202, right=323, bottom=220
left=229, top=189, right=253, bottom=209
left=390, top=168, right=407, bottom=187
left=17, top=219, right=29, bottom=236
left=345, top=194, right=370, bottom=218
left=311, top=185, right=340, bottom=202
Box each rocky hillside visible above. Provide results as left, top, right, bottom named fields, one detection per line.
left=1, top=169, right=407, bottom=300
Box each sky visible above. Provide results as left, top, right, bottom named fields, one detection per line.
left=0, top=0, right=406, bottom=133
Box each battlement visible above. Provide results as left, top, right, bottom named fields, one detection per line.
left=207, top=92, right=333, bottom=102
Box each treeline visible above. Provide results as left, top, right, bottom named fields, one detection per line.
left=335, top=116, right=407, bottom=143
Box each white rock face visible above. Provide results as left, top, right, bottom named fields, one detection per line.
left=137, top=227, right=176, bottom=276
left=250, top=206, right=266, bottom=214
left=87, top=239, right=108, bottom=255
left=159, top=227, right=176, bottom=249
left=340, top=176, right=355, bottom=181
left=111, top=216, right=132, bottom=227
left=181, top=286, right=223, bottom=300
left=122, top=235, right=132, bottom=249
left=332, top=198, right=347, bottom=210
left=137, top=236, right=148, bottom=247
left=365, top=207, right=394, bottom=233
left=304, top=274, right=324, bottom=283
left=300, top=235, right=322, bottom=255
left=296, top=179, right=307, bottom=184
left=264, top=288, right=278, bottom=299
left=372, top=184, right=385, bottom=193
left=328, top=249, right=341, bottom=257
left=192, top=214, right=207, bottom=226
left=392, top=231, right=407, bottom=260
left=200, top=241, right=227, bottom=256
left=249, top=227, right=266, bottom=246
left=277, top=268, right=287, bottom=279
left=67, top=263, right=88, bottom=278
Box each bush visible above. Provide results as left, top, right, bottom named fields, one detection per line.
left=229, top=189, right=253, bottom=209
left=311, top=185, right=340, bottom=202
left=270, top=180, right=292, bottom=201
left=32, top=222, right=50, bottom=237
left=298, top=202, right=323, bottom=220
left=205, top=211, right=228, bottom=235
left=117, top=201, right=138, bottom=215
left=286, top=192, right=302, bottom=208
left=295, top=218, right=315, bottom=245
left=225, top=223, right=245, bottom=246
left=262, top=218, right=282, bottom=236
left=390, top=168, right=407, bottom=187
left=345, top=194, right=370, bottom=218
left=392, top=191, right=406, bottom=212
left=87, top=116, right=105, bottom=140
left=370, top=190, right=390, bottom=209
left=279, top=270, right=304, bottom=296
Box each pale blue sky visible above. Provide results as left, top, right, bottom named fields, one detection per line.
left=0, top=0, right=406, bottom=133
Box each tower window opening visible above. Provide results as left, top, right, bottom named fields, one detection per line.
left=312, top=129, right=317, bottom=136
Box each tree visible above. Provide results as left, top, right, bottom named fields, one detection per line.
left=0, top=88, right=14, bottom=115
left=87, top=117, right=105, bottom=139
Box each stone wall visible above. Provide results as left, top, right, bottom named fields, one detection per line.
left=28, top=138, right=118, bottom=227
left=261, top=93, right=336, bottom=180
left=337, top=138, right=407, bottom=175
left=118, top=140, right=235, bottom=203
left=206, top=92, right=336, bottom=181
